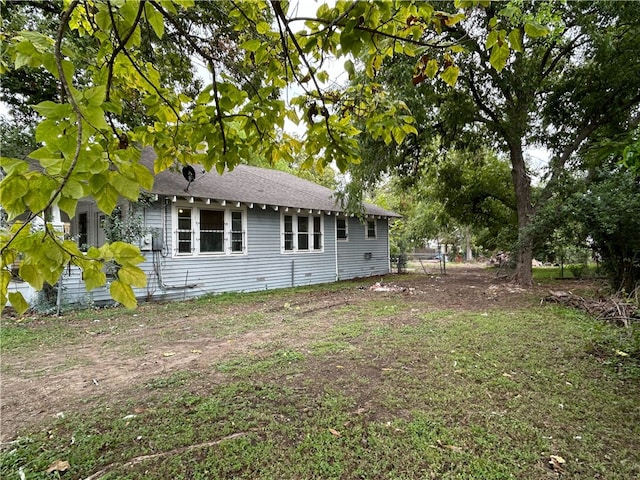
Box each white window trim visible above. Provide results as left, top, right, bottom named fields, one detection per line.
left=281, top=212, right=324, bottom=254
left=365, top=218, right=377, bottom=239
left=172, top=204, right=247, bottom=257
left=336, top=216, right=349, bottom=242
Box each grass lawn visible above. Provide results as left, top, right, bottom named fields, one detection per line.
left=1, top=269, right=638, bottom=479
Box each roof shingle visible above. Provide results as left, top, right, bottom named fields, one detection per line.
left=142, top=148, right=399, bottom=218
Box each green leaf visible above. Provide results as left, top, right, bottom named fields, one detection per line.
left=57, top=196, right=78, bottom=217
left=83, top=106, right=109, bottom=130
left=95, top=184, right=119, bottom=214
left=425, top=59, right=439, bottom=79
left=83, top=85, right=107, bottom=106
left=8, top=291, right=29, bottom=315
left=440, top=65, right=460, bottom=86
left=240, top=39, right=261, bottom=52
left=0, top=174, right=28, bottom=218
left=31, top=101, right=72, bottom=120
left=112, top=172, right=140, bottom=201
left=110, top=279, right=137, bottom=309
left=131, top=163, right=154, bottom=190
left=498, top=5, right=520, bottom=19
left=0, top=157, right=29, bottom=175
left=118, top=265, right=147, bottom=288
left=344, top=59, right=355, bottom=79
left=145, top=3, right=165, bottom=38
left=62, top=179, right=86, bottom=199
left=24, top=175, right=58, bottom=213
left=18, top=263, right=44, bottom=290
left=486, top=30, right=499, bottom=49
left=82, top=264, right=107, bottom=291
left=392, top=127, right=406, bottom=145
left=489, top=43, right=510, bottom=71
left=402, top=123, right=419, bottom=135
left=443, top=13, right=465, bottom=27
left=35, top=119, right=61, bottom=144
left=111, top=241, right=145, bottom=266
left=524, top=21, right=550, bottom=38
left=0, top=270, right=11, bottom=309
left=508, top=28, right=523, bottom=53
left=256, top=21, right=270, bottom=34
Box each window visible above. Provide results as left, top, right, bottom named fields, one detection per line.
left=366, top=219, right=377, bottom=239
left=313, top=216, right=322, bottom=250
left=282, top=213, right=323, bottom=253
left=177, top=208, right=193, bottom=253
left=298, top=216, right=309, bottom=250
left=231, top=211, right=243, bottom=252
left=336, top=217, right=348, bottom=240
left=284, top=215, right=294, bottom=251
left=78, top=212, right=88, bottom=250
left=174, top=206, right=245, bottom=256
left=200, top=210, right=224, bottom=252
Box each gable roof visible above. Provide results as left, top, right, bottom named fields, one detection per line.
left=141, top=148, right=399, bottom=218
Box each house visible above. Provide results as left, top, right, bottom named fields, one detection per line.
left=8, top=148, right=400, bottom=307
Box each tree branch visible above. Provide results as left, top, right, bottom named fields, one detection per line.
left=1, top=0, right=82, bottom=255
left=270, top=0, right=350, bottom=157
left=105, top=0, right=147, bottom=104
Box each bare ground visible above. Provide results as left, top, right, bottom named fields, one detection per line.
left=0, top=265, right=595, bottom=443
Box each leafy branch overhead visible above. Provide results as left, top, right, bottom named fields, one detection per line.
left=1, top=0, right=545, bottom=312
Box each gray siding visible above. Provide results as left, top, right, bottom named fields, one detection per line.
left=336, top=217, right=390, bottom=280
left=138, top=203, right=339, bottom=302
left=9, top=200, right=392, bottom=308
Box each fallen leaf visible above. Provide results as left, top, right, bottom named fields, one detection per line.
left=163, top=352, right=176, bottom=357
left=548, top=454, right=566, bottom=473
left=46, top=459, right=70, bottom=474
left=328, top=428, right=341, bottom=437
left=191, top=349, right=202, bottom=354
left=445, top=444, right=464, bottom=453
left=436, top=440, right=463, bottom=453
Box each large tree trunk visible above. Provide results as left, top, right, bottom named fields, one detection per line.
left=510, top=143, right=534, bottom=286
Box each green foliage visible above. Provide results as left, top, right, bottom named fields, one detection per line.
left=348, top=0, right=640, bottom=286
left=1, top=0, right=551, bottom=310
left=569, top=166, right=640, bottom=292
left=370, top=144, right=516, bottom=257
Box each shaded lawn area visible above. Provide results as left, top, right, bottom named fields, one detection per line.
left=1, top=268, right=638, bottom=479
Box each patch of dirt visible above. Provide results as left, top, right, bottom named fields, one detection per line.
left=0, top=265, right=597, bottom=443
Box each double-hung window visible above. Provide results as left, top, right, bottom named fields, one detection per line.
left=174, top=206, right=245, bottom=256
left=177, top=208, right=193, bottom=253
left=313, top=217, right=322, bottom=250
left=282, top=213, right=323, bottom=253
left=200, top=210, right=224, bottom=253
left=298, top=216, right=309, bottom=250
left=366, top=219, right=377, bottom=239
left=336, top=217, right=348, bottom=241
left=231, top=211, right=244, bottom=253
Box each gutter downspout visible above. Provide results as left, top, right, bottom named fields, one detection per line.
left=386, top=218, right=391, bottom=274
left=334, top=215, right=339, bottom=281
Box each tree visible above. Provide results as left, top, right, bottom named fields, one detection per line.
left=347, top=1, right=640, bottom=286
left=572, top=166, right=640, bottom=292
left=370, top=145, right=516, bottom=261
left=0, top=0, right=553, bottom=312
